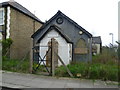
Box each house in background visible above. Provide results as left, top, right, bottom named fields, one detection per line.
left=92, top=36, right=102, bottom=55
left=0, top=0, right=44, bottom=59
left=31, top=11, right=92, bottom=66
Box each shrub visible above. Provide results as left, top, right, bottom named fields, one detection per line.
left=2, top=38, right=13, bottom=56
left=2, top=56, right=29, bottom=73
left=92, top=47, right=118, bottom=65
left=118, top=44, right=120, bottom=60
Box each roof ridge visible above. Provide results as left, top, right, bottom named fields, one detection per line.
left=0, top=1, right=44, bottom=24
left=32, top=10, right=92, bottom=38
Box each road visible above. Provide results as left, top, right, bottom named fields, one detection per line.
left=0, top=70, right=119, bottom=88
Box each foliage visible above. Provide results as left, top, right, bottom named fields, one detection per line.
left=55, top=62, right=118, bottom=81
left=55, top=46, right=119, bottom=81
left=2, top=45, right=119, bottom=81
left=2, top=56, right=29, bottom=73
left=117, top=43, right=120, bottom=60
left=32, top=62, right=46, bottom=73
left=2, top=38, right=13, bottom=55
left=92, top=46, right=118, bottom=64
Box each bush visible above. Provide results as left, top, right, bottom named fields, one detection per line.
left=118, top=44, right=120, bottom=60
left=2, top=56, right=29, bottom=73
left=92, top=47, right=118, bottom=64
left=2, top=38, right=13, bottom=56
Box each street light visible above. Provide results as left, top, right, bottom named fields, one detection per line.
left=109, top=33, right=114, bottom=46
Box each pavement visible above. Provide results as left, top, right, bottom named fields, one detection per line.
left=0, top=70, right=119, bottom=88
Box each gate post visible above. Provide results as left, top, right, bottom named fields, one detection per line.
left=51, top=38, right=55, bottom=76
left=29, top=39, right=33, bottom=73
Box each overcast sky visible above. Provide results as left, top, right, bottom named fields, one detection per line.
left=0, top=0, right=119, bottom=46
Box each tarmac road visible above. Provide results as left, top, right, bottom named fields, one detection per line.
left=0, top=70, right=119, bottom=88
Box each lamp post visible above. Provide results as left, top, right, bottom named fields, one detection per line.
left=109, top=33, right=114, bottom=46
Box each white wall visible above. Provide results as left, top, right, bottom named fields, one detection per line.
left=92, top=44, right=100, bottom=55
left=96, top=44, right=100, bottom=54
left=95, top=44, right=100, bottom=54
left=6, top=6, right=10, bottom=38
left=39, top=29, right=72, bottom=66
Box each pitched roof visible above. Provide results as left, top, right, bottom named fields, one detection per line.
left=31, top=10, right=92, bottom=38
left=37, top=25, right=72, bottom=43
left=92, top=36, right=102, bottom=44
left=0, top=1, right=44, bottom=24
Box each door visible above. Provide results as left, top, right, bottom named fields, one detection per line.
left=46, top=39, right=58, bottom=67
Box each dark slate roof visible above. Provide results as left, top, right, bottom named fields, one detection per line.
left=92, top=36, right=102, bottom=44
left=31, top=10, right=92, bottom=38
left=37, top=25, right=72, bottom=43
left=0, top=1, right=44, bottom=24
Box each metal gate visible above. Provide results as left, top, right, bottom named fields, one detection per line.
left=33, top=44, right=52, bottom=75
left=32, top=38, right=73, bottom=77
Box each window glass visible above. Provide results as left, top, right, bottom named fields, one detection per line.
left=0, top=9, right=4, bottom=25
left=76, top=39, right=86, bottom=48
left=74, top=39, right=88, bottom=54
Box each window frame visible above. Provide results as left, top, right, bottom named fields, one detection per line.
left=74, top=38, right=88, bottom=54
left=0, top=8, right=5, bottom=25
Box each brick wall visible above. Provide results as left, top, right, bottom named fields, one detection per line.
left=10, top=7, right=42, bottom=59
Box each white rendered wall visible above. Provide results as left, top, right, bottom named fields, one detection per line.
left=6, top=6, right=10, bottom=38
left=92, top=44, right=100, bottom=55
left=94, top=44, right=100, bottom=54
left=39, top=29, right=72, bottom=66
left=96, top=44, right=100, bottom=54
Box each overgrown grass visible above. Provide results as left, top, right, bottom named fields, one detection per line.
left=92, top=47, right=118, bottom=64
left=33, top=62, right=47, bottom=73
left=2, top=56, right=29, bottom=73
left=55, top=62, right=119, bottom=81
left=2, top=38, right=13, bottom=56
left=2, top=46, right=119, bottom=82
left=55, top=47, right=119, bottom=81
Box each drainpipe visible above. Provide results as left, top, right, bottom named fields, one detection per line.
left=88, top=38, right=92, bottom=62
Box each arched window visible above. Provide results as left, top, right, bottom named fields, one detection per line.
left=76, top=39, right=86, bottom=48
left=74, top=38, right=88, bottom=54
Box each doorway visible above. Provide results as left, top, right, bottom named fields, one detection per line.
left=46, top=38, right=58, bottom=67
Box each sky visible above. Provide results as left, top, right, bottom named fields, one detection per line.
left=0, top=0, right=119, bottom=46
